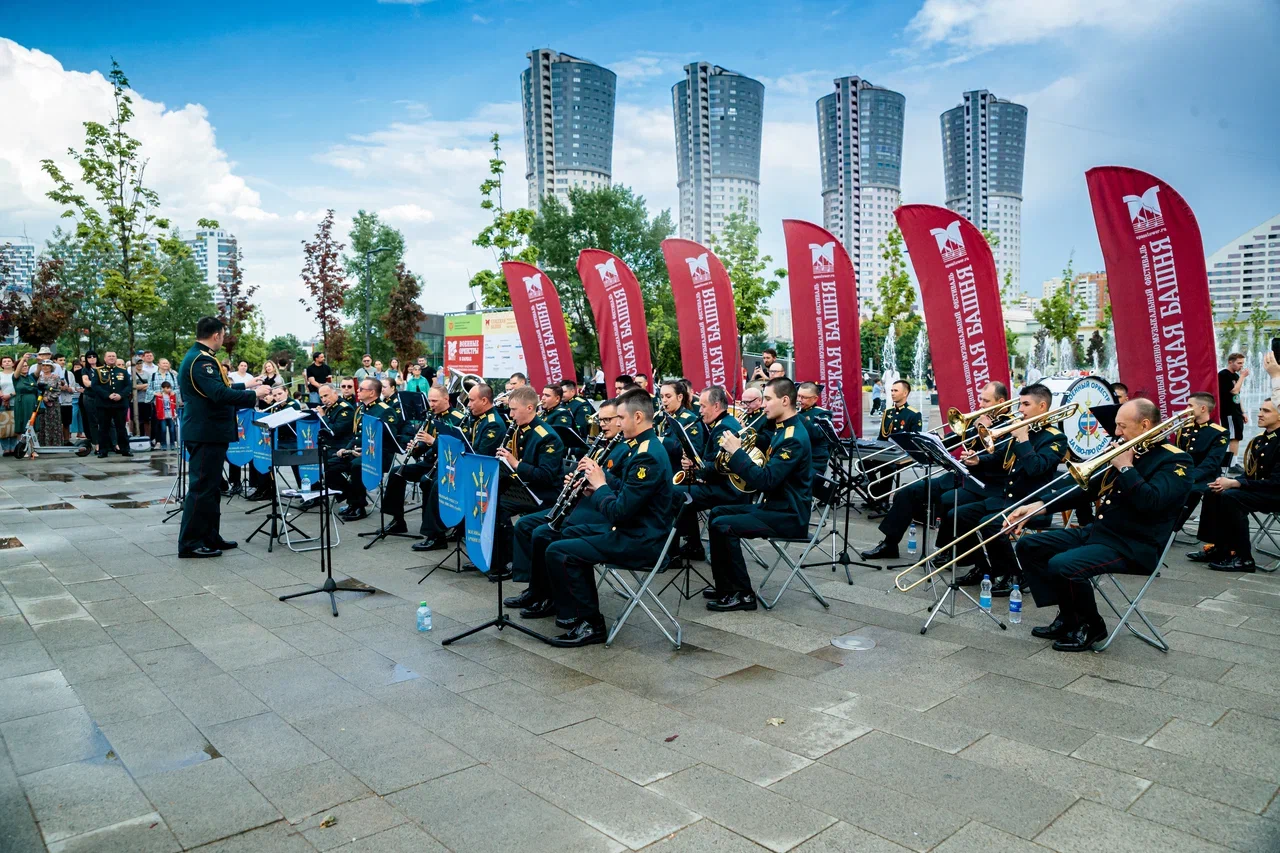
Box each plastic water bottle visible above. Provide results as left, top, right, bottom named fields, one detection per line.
left=907, top=524, right=918, bottom=557
left=1008, top=584, right=1023, bottom=624
left=300, top=475, right=311, bottom=494
left=416, top=602, right=432, bottom=632
left=979, top=575, right=992, bottom=611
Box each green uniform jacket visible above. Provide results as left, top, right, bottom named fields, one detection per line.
left=566, top=397, right=593, bottom=436
left=730, top=413, right=813, bottom=524
left=353, top=400, right=402, bottom=470
left=585, top=428, right=675, bottom=549
left=511, top=417, right=565, bottom=499
left=959, top=412, right=1016, bottom=498
left=91, top=365, right=133, bottom=409
left=176, top=343, right=257, bottom=443
left=325, top=400, right=357, bottom=450
left=542, top=403, right=576, bottom=434
left=879, top=403, right=922, bottom=438
left=1177, top=421, right=1229, bottom=489
left=1239, top=429, right=1280, bottom=500
left=799, top=405, right=832, bottom=477
left=464, top=409, right=507, bottom=456
left=1001, top=425, right=1070, bottom=502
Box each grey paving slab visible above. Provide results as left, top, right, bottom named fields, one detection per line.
left=0, top=705, right=112, bottom=775
left=78, top=596, right=156, bottom=628
left=104, top=619, right=186, bottom=653
left=297, top=795, right=407, bottom=851
left=0, top=614, right=35, bottom=646
left=386, top=764, right=624, bottom=853
left=230, top=657, right=377, bottom=723
left=73, top=672, right=175, bottom=725
left=183, top=622, right=305, bottom=671
left=328, top=822, right=449, bottom=853
left=385, top=645, right=507, bottom=693
left=769, top=762, right=968, bottom=852
left=128, top=642, right=223, bottom=685
left=716, top=665, right=856, bottom=712
left=0, top=638, right=55, bottom=679
left=651, top=763, right=836, bottom=853
left=204, top=712, right=331, bottom=781
left=930, top=821, right=1051, bottom=853
left=0, top=668, right=81, bottom=723
left=824, top=694, right=985, bottom=754
left=480, top=644, right=601, bottom=694
left=1218, top=661, right=1280, bottom=696
left=136, top=757, right=282, bottom=848
left=1064, top=674, right=1228, bottom=726
left=460, top=678, right=594, bottom=734
left=923, top=693, right=1093, bottom=756
left=792, top=821, right=916, bottom=853
left=1156, top=674, right=1280, bottom=721
left=43, top=812, right=181, bottom=853
left=100, top=708, right=214, bottom=778
left=1128, top=784, right=1280, bottom=853
left=49, top=641, right=141, bottom=684
left=959, top=733, right=1151, bottom=809
left=544, top=717, right=699, bottom=785
left=1034, top=798, right=1233, bottom=853
left=31, top=616, right=110, bottom=649
left=640, top=819, right=770, bottom=852
left=156, top=672, right=269, bottom=727
left=65, top=579, right=132, bottom=603
left=254, top=758, right=372, bottom=824
left=20, top=758, right=154, bottom=846
left=1147, top=717, right=1280, bottom=784
left=272, top=619, right=365, bottom=656
left=1214, top=708, right=1280, bottom=745
left=176, top=820, right=314, bottom=852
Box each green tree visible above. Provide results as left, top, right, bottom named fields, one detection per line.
left=860, top=226, right=923, bottom=372
left=1034, top=254, right=1086, bottom=363
left=143, top=233, right=216, bottom=358
left=382, top=262, right=427, bottom=363
left=43, top=228, right=117, bottom=355
left=342, top=210, right=405, bottom=359
left=708, top=198, right=786, bottom=339
left=471, top=133, right=538, bottom=308
left=266, top=334, right=308, bottom=370
left=528, top=185, right=679, bottom=375
left=226, top=310, right=267, bottom=369
left=1248, top=303, right=1274, bottom=343
left=0, top=257, right=81, bottom=348
left=1218, top=301, right=1243, bottom=359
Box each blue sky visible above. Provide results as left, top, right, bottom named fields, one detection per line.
left=3, top=0, right=1278, bottom=336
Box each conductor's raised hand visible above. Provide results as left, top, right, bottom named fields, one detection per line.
left=254, top=385, right=272, bottom=399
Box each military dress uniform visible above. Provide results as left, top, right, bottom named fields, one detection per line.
left=543, top=428, right=675, bottom=640
left=322, top=399, right=357, bottom=464
left=798, top=404, right=832, bottom=479
left=1015, top=443, right=1191, bottom=649
left=1175, top=419, right=1229, bottom=526
left=415, top=407, right=506, bottom=546
left=707, top=415, right=813, bottom=604
left=91, top=362, right=133, bottom=456
left=866, top=402, right=923, bottom=504
left=565, top=396, right=593, bottom=437
left=674, top=412, right=753, bottom=556
left=1193, top=428, right=1280, bottom=571
left=333, top=400, right=401, bottom=515
left=176, top=343, right=258, bottom=554
left=495, top=418, right=565, bottom=579
left=939, top=425, right=1070, bottom=590
left=507, top=435, right=636, bottom=618
left=658, top=407, right=704, bottom=471
left=541, top=402, right=576, bottom=435
left=377, top=406, right=466, bottom=530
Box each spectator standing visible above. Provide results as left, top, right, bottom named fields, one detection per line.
left=133, top=352, right=158, bottom=439
left=1218, top=352, right=1248, bottom=470
left=0, top=356, right=16, bottom=455
left=153, top=381, right=179, bottom=449
left=67, top=358, right=84, bottom=439
left=354, top=354, right=377, bottom=382
left=260, top=360, right=281, bottom=388
left=147, top=358, right=181, bottom=448
left=404, top=363, right=429, bottom=394
left=76, top=353, right=99, bottom=450
left=870, top=379, right=885, bottom=415
left=229, top=361, right=254, bottom=386
left=304, top=352, right=332, bottom=406
left=387, top=358, right=403, bottom=389
left=37, top=362, right=63, bottom=450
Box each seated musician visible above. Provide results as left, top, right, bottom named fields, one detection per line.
left=614, top=374, right=635, bottom=396
left=492, top=386, right=565, bottom=581
left=412, top=382, right=505, bottom=551
left=939, top=383, right=1068, bottom=594
left=375, top=385, right=465, bottom=536
left=673, top=385, right=754, bottom=562
left=257, top=385, right=306, bottom=497
left=796, top=382, right=832, bottom=480
left=539, top=383, right=576, bottom=433
left=542, top=388, right=675, bottom=647
left=1188, top=399, right=1280, bottom=573
left=860, top=381, right=1010, bottom=561
left=657, top=379, right=703, bottom=469
left=865, top=379, right=922, bottom=511
left=1008, top=399, right=1191, bottom=652
left=504, top=398, right=633, bottom=622
left=704, top=378, right=812, bottom=612
left=332, top=379, right=402, bottom=521
left=1173, top=392, right=1228, bottom=531
left=316, top=382, right=355, bottom=471
left=738, top=386, right=765, bottom=427
left=560, top=379, right=593, bottom=436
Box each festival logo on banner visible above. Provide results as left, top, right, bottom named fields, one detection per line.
left=1086, top=167, right=1216, bottom=418
left=227, top=409, right=254, bottom=467
left=577, top=250, right=654, bottom=384
left=252, top=422, right=272, bottom=474
left=360, top=417, right=382, bottom=491
left=459, top=453, right=500, bottom=574
left=661, top=239, right=742, bottom=398
left=782, top=220, right=863, bottom=437
left=436, top=435, right=464, bottom=528
left=895, top=205, right=1010, bottom=421
left=501, top=261, right=576, bottom=391
left=296, top=418, right=320, bottom=485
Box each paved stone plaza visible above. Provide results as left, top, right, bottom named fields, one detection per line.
left=0, top=450, right=1278, bottom=852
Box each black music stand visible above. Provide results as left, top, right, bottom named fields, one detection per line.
left=419, top=425, right=476, bottom=582
left=801, top=416, right=878, bottom=581
left=555, top=425, right=589, bottom=461
left=162, top=441, right=187, bottom=523
left=399, top=391, right=428, bottom=428
left=358, top=420, right=414, bottom=549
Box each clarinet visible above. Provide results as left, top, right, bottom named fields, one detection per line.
left=545, top=430, right=606, bottom=525
left=546, top=431, right=622, bottom=531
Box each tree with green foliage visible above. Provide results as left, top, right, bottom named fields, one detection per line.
left=143, top=233, right=216, bottom=358
left=709, top=198, right=786, bottom=340
left=266, top=334, right=308, bottom=372
left=1248, top=303, right=1274, bottom=343
left=300, top=209, right=349, bottom=363
left=1034, top=254, right=1086, bottom=364
left=860, top=226, right=923, bottom=373
left=226, top=311, right=267, bottom=370
left=382, top=262, right=427, bottom=363
left=1218, top=301, right=1243, bottom=359
left=343, top=210, right=405, bottom=359
left=471, top=133, right=538, bottom=308
left=217, top=247, right=257, bottom=359
left=0, top=257, right=81, bottom=348
left=43, top=227, right=117, bottom=356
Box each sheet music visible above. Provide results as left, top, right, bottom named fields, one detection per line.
left=255, top=407, right=311, bottom=430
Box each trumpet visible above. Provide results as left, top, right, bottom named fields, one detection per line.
left=716, top=428, right=766, bottom=493
left=893, top=407, right=1194, bottom=593
left=975, top=402, right=1080, bottom=454
left=946, top=399, right=1015, bottom=440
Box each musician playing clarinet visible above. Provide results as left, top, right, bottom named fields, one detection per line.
left=492, top=386, right=565, bottom=582
left=376, top=385, right=465, bottom=537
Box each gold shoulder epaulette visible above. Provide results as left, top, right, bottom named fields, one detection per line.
left=1043, top=426, right=1061, bottom=435
left=534, top=424, right=548, bottom=437
left=784, top=425, right=795, bottom=439
left=1209, top=423, right=1227, bottom=432
left=638, top=439, right=650, bottom=453
left=1161, top=443, right=1186, bottom=454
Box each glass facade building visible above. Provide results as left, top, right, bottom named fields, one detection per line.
left=521, top=49, right=617, bottom=209
left=817, top=77, right=905, bottom=305
left=1206, top=213, right=1280, bottom=317
left=0, top=239, right=36, bottom=296
left=183, top=229, right=238, bottom=307
left=672, top=62, right=764, bottom=244
left=941, top=90, right=1027, bottom=291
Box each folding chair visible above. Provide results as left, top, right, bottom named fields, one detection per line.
left=1249, top=512, right=1280, bottom=573
left=755, top=475, right=837, bottom=610
left=1090, top=530, right=1175, bottom=652
left=595, top=495, right=688, bottom=649
left=280, top=487, right=343, bottom=552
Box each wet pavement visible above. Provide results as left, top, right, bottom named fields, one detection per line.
left=0, top=448, right=1277, bottom=852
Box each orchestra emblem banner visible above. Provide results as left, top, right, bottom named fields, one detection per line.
left=783, top=220, right=863, bottom=436
left=661, top=239, right=743, bottom=398
left=577, top=249, right=654, bottom=385
left=251, top=420, right=272, bottom=474
left=895, top=205, right=1011, bottom=419
left=502, top=261, right=576, bottom=390
left=459, top=453, right=500, bottom=574
left=227, top=409, right=254, bottom=467
left=296, top=418, right=320, bottom=485
left=360, top=417, right=382, bottom=491
left=1086, top=167, right=1216, bottom=418
left=436, top=435, right=464, bottom=528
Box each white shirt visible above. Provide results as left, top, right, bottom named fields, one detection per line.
left=0, top=371, right=13, bottom=398
left=229, top=371, right=253, bottom=386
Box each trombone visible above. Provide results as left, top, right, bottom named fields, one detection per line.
left=947, top=399, right=1014, bottom=440
left=893, top=407, right=1194, bottom=593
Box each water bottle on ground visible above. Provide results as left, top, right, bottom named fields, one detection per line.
left=979, top=575, right=992, bottom=611
left=300, top=475, right=311, bottom=494
left=1008, top=584, right=1022, bottom=624
left=907, top=524, right=918, bottom=557
left=416, top=602, right=432, bottom=632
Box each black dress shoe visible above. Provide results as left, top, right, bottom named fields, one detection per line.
left=701, top=585, right=720, bottom=600
left=706, top=591, right=758, bottom=612
left=97, top=453, right=109, bottom=459
left=213, top=539, right=238, bottom=551
left=547, top=619, right=607, bottom=648
left=339, top=507, right=368, bottom=521
left=954, top=568, right=985, bottom=587
left=376, top=520, right=408, bottom=535
left=179, top=546, right=222, bottom=559
left=246, top=490, right=272, bottom=502
left=487, top=565, right=513, bottom=583
left=119, top=451, right=133, bottom=457
left=504, top=589, right=539, bottom=609
left=990, top=575, right=1016, bottom=597
left=1186, top=547, right=1220, bottom=563
left=412, top=537, right=446, bottom=552
left=859, top=540, right=900, bottom=560
left=1208, top=555, right=1257, bottom=573
left=555, top=616, right=578, bottom=630
left=1031, top=614, right=1072, bottom=640
left=520, top=599, right=557, bottom=619
left=1053, top=620, right=1107, bottom=652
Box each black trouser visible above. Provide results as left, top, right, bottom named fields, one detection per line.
left=1197, top=488, right=1277, bottom=559
left=180, top=442, right=229, bottom=552
left=1015, top=527, right=1136, bottom=627
left=333, top=455, right=371, bottom=508
left=707, top=507, right=807, bottom=595
left=382, top=459, right=431, bottom=522
left=97, top=405, right=129, bottom=454
left=938, top=496, right=1018, bottom=574
left=418, top=478, right=450, bottom=538
left=1176, top=484, right=1208, bottom=529
left=877, top=473, right=963, bottom=544
left=80, top=397, right=97, bottom=444
left=513, top=507, right=602, bottom=594
left=675, top=481, right=753, bottom=549
left=495, top=484, right=546, bottom=575
left=546, top=531, right=665, bottom=623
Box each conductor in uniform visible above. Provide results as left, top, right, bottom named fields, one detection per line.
left=177, top=317, right=270, bottom=558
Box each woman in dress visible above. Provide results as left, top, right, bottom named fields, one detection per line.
left=11, top=356, right=39, bottom=450
left=0, top=356, right=16, bottom=455
left=37, top=362, right=64, bottom=451
left=386, top=358, right=403, bottom=389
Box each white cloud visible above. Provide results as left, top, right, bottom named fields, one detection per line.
left=907, top=0, right=1205, bottom=49
left=378, top=203, right=435, bottom=223
left=609, top=53, right=687, bottom=85
left=471, top=13, right=492, bottom=24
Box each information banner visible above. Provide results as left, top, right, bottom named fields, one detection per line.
left=226, top=409, right=254, bottom=466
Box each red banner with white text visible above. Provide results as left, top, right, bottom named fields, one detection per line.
left=662, top=239, right=743, bottom=399
left=501, top=262, right=576, bottom=391
left=1086, top=167, right=1216, bottom=418
left=576, top=250, right=654, bottom=386
left=896, top=204, right=1011, bottom=419
left=783, top=220, right=863, bottom=437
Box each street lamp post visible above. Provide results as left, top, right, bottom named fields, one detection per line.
left=362, top=247, right=393, bottom=357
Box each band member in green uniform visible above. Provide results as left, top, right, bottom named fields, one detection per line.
left=331, top=379, right=402, bottom=521
left=560, top=379, right=593, bottom=436
left=1175, top=392, right=1228, bottom=531
left=375, top=385, right=465, bottom=535
left=796, top=382, right=832, bottom=479
left=539, top=384, right=576, bottom=433
left=673, top=385, right=753, bottom=561
left=490, top=385, right=565, bottom=581
left=657, top=379, right=703, bottom=469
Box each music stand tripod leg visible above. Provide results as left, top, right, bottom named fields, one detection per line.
left=440, top=575, right=553, bottom=646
